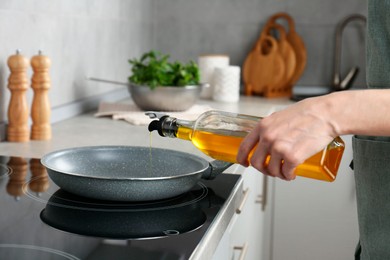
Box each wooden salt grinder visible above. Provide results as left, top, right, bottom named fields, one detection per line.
left=31, top=51, right=52, bottom=140
left=7, top=50, right=30, bottom=142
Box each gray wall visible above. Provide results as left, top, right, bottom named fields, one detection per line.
left=0, top=0, right=154, bottom=122
left=152, top=0, right=367, bottom=91
left=0, top=0, right=367, bottom=123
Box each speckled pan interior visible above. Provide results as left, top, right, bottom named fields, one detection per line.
left=41, top=146, right=208, bottom=179
left=40, top=146, right=212, bottom=201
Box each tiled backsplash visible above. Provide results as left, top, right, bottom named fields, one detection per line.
left=151, top=0, right=367, bottom=90
left=0, top=0, right=367, bottom=124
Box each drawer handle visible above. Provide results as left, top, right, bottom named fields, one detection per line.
left=255, top=175, right=268, bottom=211
left=236, top=188, right=250, bottom=214
left=233, top=242, right=248, bottom=260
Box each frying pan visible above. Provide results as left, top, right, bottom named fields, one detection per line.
left=41, top=146, right=233, bottom=201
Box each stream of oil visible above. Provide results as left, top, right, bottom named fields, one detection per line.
left=149, top=132, right=153, bottom=176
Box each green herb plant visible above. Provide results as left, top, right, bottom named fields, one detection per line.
left=129, top=51, right=200, bottom=89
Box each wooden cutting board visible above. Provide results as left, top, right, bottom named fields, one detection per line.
left=243, top=35, right=285, bottom=96
left=242, top=44, right=254, bottom=95
left=243, top=43, right=257, bottom=95
left=268, top=12, right=307, bottom=86
left=261, top=22, right=296, bottom=97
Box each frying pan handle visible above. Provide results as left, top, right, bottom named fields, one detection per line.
left=202, top=160, right=234, bottom=180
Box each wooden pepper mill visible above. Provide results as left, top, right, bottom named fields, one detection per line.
left=7, top=50, right=30, bottom=142
left=31, top=50, right=52, bottom=140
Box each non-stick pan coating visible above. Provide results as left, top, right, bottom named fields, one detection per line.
left=41, top=146, right=210, bottom=201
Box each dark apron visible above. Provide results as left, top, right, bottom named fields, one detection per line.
left=354, top=1, right=390, bottom=257
left=353, top=135, right=390, bottom=259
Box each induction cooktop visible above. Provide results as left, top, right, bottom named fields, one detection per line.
left=0, top=155, right=241, bottom=260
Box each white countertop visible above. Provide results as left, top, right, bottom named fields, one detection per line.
left=0, top=95, right=294, bottom=159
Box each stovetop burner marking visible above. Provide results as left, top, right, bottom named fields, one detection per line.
left=46, top=183, right=208, bottom=212
left=21, top=175, right=51, bottom=204
left=0, top=244, right=80, bottom=260
left=0, top=164, right=13, bottom=179
left=23, top=175, right=209, bottom=212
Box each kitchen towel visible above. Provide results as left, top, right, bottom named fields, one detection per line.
left=95, top=102, right=214, bottom=125
left=212, top=66, right=241, bottom=102
left=198, top=55, right=230, bottom=99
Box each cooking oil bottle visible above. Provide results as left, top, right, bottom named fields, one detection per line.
left=146, top=110, right=345, bottom=182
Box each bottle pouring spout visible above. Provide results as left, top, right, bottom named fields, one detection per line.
left=148, top=120, right=163, bottom=134
left=146, top=112, right=180, bottom=138
left=146, top=111, right=169, bottom=136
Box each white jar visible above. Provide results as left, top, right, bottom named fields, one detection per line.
left=212, top=66, right=241, bottom=103
left=198, top=55, right=230, bottom=99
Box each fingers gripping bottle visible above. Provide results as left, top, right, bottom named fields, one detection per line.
left=146, top=110, right=345, bottom=182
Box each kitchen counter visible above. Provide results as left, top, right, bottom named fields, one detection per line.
left=0, top=96, right=293, bottom=159
left=0, top=95, right=294, bottom=259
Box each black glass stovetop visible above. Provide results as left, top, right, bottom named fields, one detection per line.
left=0, top=155, right=240, bottom=260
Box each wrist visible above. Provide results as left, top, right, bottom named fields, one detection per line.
left=312, top=91, right=348, bottom=136
left=321, top=89, right=386, bottom=136
left=322, top=91, right=360, bottom=136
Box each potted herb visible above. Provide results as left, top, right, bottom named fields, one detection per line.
left=128, top=51, right=205, bottom=111
left=129, top=51, right=200, bottom=89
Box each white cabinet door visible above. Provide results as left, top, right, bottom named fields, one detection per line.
left=270, top=135, right=359, bottom=260
left=237, top=166, right=267, bottom=260
left=213, top=165, right=269, bottom=260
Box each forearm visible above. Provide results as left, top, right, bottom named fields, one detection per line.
left=237, top=88, right=390, bottom=180
left=323, top=89, right=390, bottom=137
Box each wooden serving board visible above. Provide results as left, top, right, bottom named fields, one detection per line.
left=268, top=12, right=307, bottom=86
left=261, top=22, right=296, bottom=97
left=243, top=35, right=285, bottom=96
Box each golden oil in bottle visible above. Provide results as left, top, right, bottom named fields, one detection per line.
left=177, top=126, right=344, bottom=182
left=148, top=110, right=345, bottom=182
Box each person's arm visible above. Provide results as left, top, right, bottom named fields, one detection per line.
left=236, top=89, right=390, bottom=180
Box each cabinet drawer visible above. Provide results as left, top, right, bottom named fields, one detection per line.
left=231, top=166, right=267, bottom=260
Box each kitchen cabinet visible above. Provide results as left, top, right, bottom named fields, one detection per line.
left=213, top=135, right=358, bottom=260
left=265, top=135, right=359, bottom=260
left=213, top=165, right=269, bottom=260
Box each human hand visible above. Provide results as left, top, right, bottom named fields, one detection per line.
left=236, top=97, right=339, bottom=180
